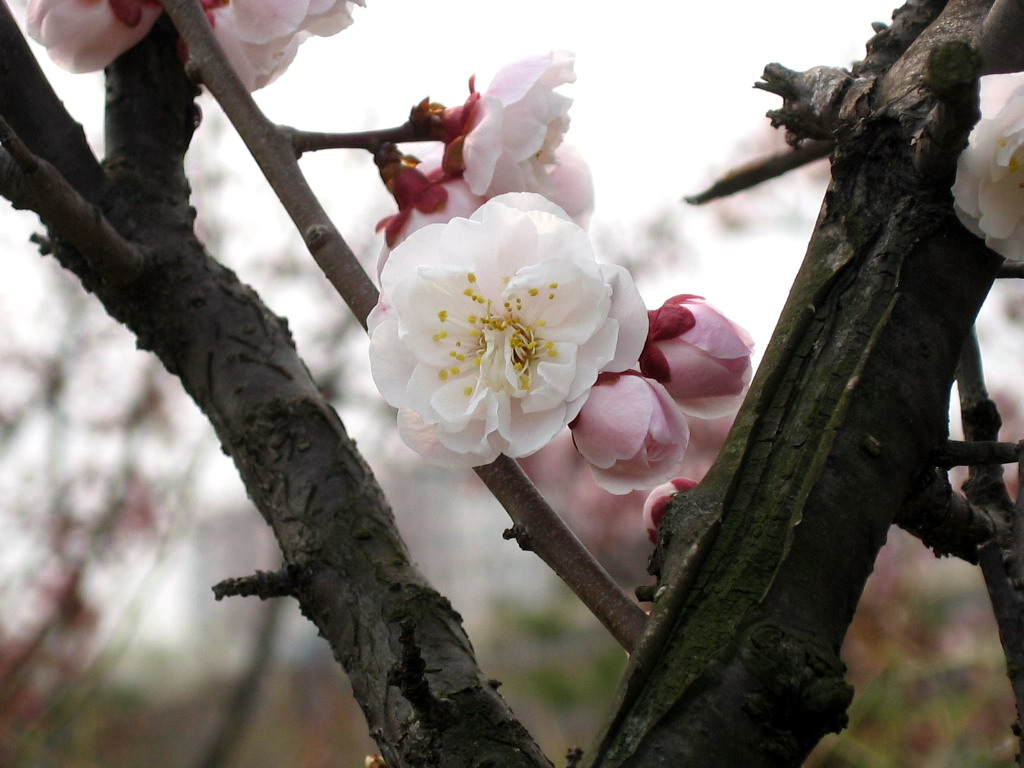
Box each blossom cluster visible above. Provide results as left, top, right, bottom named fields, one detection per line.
left=376, top=52, right=593, bottom=258
left=26, top=0, right=363, bottom=90
left=368, top=52, right=754, bottom=542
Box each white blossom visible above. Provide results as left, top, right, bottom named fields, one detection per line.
left=368, top=193, right=647, bottom=467
left=953, top=73, right=1024, bottom=260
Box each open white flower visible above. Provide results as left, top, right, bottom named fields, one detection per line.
left=953, top=73, right=1024, bottom=260
left=368, top=193, right=647, bottom=467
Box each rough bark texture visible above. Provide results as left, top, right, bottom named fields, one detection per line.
left=0, top=17, right=548, bottom=768
left=588, top=1, right=1002, bottom=765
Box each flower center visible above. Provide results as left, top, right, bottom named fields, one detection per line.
left=434, top=272, right=560, bottom=397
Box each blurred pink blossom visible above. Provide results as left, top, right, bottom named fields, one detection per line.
left=27, top=0, right=162, bottom=73
left=570, top=371, right=690, bottom=495
left=26, top=0, right=363, bottom=90
left=640, top=294, right=754, bottom=418
left=642, top=477, right=698, bottom=543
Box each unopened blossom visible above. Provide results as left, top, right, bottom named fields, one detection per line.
left=27, top=0, right=162, bottom=73
left=368, top=193, right=647, bottom=467
left=26, top=0, right=363, bottom=90
left=639, top=295, right=754, bottom=418
left=569, top=372, right=690, bottom=495
left=643, top=477, right=698, bottom=543
left=953, top=73, right=1024, bottom=260
left=440, top=51, right=593, bottom=224
left=375, top=147, right=487, bottom=274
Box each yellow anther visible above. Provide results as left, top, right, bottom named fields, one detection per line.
left=467, top=315, right=477, bottom=323
left=467, top=272, right=477, bottom=283
left=519, top=375, right=531, bottom=389
left=528, top=288, right=539, bottom=296
left=549, top=282, right=558, bottom=289
left=463, top=386, right=473, bottom=396
left=548, top=293, right=555, bottom=300
left=537, top=319, right=546, bottom=327
left=432, top=330, right=448, bottom=342
left=438, top=370, right=449, bottom=381
left=464, top=288, right=475, bottom=296
left=450, top=366, right=460, bottom=375
left=548, top=349, right=558, bottom=357
left=438, top=310, right=448, bottom=322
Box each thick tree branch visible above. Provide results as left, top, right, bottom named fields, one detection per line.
left=981, top=0, right=1024, bottom=74
left=591, top=2, right=1004, bottom=764
left=160, top=0, right=645, bottom=653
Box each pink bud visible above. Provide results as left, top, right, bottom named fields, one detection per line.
left=570, top=372, right=690, bottom=495
left=640, top=295, right=754, bottom=418
left=643, top=477, right=698, bottom=543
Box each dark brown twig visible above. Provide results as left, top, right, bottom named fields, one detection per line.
left=212, top=568, right=297, bottom=601
left=283, top=122, right=427, bottom=155
left=685, top=139, right=834, bottom=205
left=0, top=114, right=145, bottom=284
left=934, top=439, right=1023, bottom=468
left=957, top=330, right=1024, bottom=765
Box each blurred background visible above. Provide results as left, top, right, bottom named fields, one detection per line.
left=2, top=0, right=1022, bottom=765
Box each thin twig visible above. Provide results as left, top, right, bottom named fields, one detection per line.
left=212, top=568, right=297, bottom=601
left=934, top=439, right=1023, bottom=468
left=476, top=457, right=646, bottom=653
left=161, top=0, right=646, bottom=653
left=283, top=122, right=426, bottom=155
left=957, top=329, right=1024, bottom=765
left=685, top=139, right=834, bottom=205
left=160, top=0, right=379, bottom=325
left=0, top=114, right=145, bottom=283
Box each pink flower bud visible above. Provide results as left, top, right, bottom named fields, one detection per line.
left=639, top=295, right=754, bottom=418
left=569, top=372, right=690, bottom=495
left=643, top=477, right=698, bottom=543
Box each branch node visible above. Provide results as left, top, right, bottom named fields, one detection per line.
left=502, top=523, right=533, bottom=551
left=212, top=566, right=298, bottom=601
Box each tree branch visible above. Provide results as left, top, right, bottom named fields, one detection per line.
left=981, top=0, right=1024, bottom=74
left=684, top=139, right=833, bottom=205
left=0, top=1, right=104, bottom=200
left=283, top=122, right=427, bottom=155
left=160, top=0, right=645, bottom=653
left=957, top=330, right=1024, bottom=765
left=895, top=468, right=1004, bottom=562
left=0, top=115, right=146, bottom=284
left=934, top=439, right=1023, bottom=468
